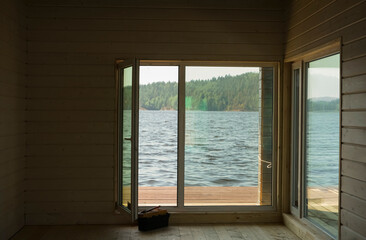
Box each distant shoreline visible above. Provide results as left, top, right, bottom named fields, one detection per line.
left=138, top=109, right=338, bottom=113
left=139, top=108, right=259, bottom=112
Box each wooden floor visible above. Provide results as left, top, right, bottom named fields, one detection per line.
left=139, top=186, right=258, bottom=206
left=11, top=224, right=301, bottom=240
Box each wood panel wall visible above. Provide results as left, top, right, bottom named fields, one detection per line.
left=25, top=0, right=284, bottom=224
left=285, top=0, right=366, bottom=239
left=0, top=0, right=26, bottom=239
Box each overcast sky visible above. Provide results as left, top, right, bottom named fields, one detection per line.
left=186, top=67, right=259, bottom=82
left=307, top=53, right=340, bottom=99
left=139, top=65, right=339, bottom=99
left=307, top=68, right=340, bottom=99
left=139, top=66, right=259, bottom=84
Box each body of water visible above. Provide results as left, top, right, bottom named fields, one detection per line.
left=138, top=111, right=339, bottom=187
left=306, top=111, right=339, bottom=187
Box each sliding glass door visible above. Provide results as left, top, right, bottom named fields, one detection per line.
left=117, top=61, right=277, bottom=216
left=184, top=66, right=273, bottom=206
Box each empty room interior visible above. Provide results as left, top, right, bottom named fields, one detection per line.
left=1, top=0, right=366, bottom=239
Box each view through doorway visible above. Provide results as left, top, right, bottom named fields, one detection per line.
left=137, top=63, right=274, bottom=208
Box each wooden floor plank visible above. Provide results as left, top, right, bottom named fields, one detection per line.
left=178, top=225, right=193, bottom=240
left=236, top=224, right=258, bottom=239
left=252, top=225, right=272, bottom=240
left=139, top=186, right=258, bottom=206
left=190, top=225, right=207, bottom=240
left=117, top=226, right=132, bottom=240
left=214, top=224, right=232, bottom=240
left=138, top=186, right=338, bottom=207
left=200, top=225, right=220, bottom=240
left=11, top=224, right=301, bottom=240
left=160, top=226, right=181, bottom=240
left=256, top=224, right=296, bottom=240
left=226, top=224, right=246, bottom=240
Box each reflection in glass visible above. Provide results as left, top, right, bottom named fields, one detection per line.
left=184, top=66, right=272, bottom=206
left=138, top=66, right=178, bottom=206
left=122, top=66, right=132, bottom=209
left=305, top=54, right=340, bottom=237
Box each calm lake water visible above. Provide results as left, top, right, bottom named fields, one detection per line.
left=306, top=111, right=339, bottom=187
left=138, top=111, right=339, bottom=187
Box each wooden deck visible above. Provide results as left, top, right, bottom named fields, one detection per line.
left=307, top=187, right=338, bottom=237
left=139, top=186, right=338, bottom=209
left=138, top=186, right=259, bottom=206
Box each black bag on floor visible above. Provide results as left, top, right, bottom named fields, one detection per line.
left=138, top=206, right=170, bottom=231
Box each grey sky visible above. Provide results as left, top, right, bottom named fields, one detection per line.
left=140, top=66, right=259, bottom=84
left=307, top=68, right=340, bottom=99
left=139, top=65, right=340, bottom=99
left=186, top=67, right=259, bottom=82
left=307, top=54, right=340, bottom=99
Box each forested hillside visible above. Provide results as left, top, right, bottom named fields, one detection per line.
left=307, top=98, right=339, bottom=111
left=139, top=72, right=260, bottom=111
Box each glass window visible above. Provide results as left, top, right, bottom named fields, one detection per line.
left=304, top=54, right=340, bottom=237
left=184, top=66, right=273, bottom=206
left=121, top=66, right=132, bottom=209
left=138, top=66, right=178, bottom=207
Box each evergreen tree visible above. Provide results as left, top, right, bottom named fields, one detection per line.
left=139, top=72, right=260, bottom=111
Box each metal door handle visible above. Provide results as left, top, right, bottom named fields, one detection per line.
left=124, top=137, right=132, bottom=141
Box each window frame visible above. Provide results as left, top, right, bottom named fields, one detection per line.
left=287, top=41, right=341, bottom=239
left=114, top=59, right=140, bottom=221
left=290, top=61, right=302, bottom=217
left=115, top=60, right=280, bottom=214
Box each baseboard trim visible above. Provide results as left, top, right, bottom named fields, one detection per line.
left=169, top=212, right=282, bottom=224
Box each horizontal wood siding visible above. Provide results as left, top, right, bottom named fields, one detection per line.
left=26, top=0, right=284, bottom=224
left=0, top=0, right=26, bottom=239
left=285, top=0, right=366, bottom=238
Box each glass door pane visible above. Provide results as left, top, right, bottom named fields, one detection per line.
left=138, top=66, right=178, bottom=207
left=121, top=66, right=133, bottom=210
left=184, top=66, right=273, bottom=206
left=304, top=54, right=340, bottom=237
left=117, top=59, right=139, bottom=221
